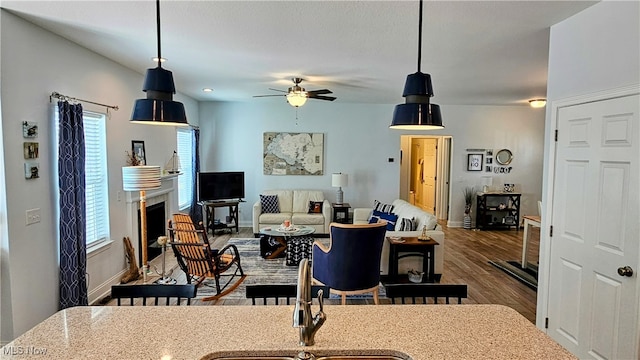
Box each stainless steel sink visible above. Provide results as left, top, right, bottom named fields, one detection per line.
left=203, top=350, right=410, bottom=360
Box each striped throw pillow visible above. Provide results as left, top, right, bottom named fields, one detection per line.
left=396, top=217, right=417, bottom=231
left=373, top=200, right=394, bottom=214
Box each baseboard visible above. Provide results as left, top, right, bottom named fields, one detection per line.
left=238, top=220, right=252, bottom=228
left=88, top=270, right=126, bottom=305
left=447, top=220, right=463, bottom=228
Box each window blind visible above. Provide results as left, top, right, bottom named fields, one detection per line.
left=177, top=128, right=194, bottom=209
left=83, top=112, right=110, bottom=246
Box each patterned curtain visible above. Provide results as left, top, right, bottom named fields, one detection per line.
left=58, top=101, right=88, bottom=309
left=189, top=127, right=202, bottom=223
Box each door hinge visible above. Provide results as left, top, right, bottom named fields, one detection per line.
left=554, top=129, right=558, bottom=142
left=549, top=225, right=553, bottom=237
left=545, top=317, right=549, bottom=329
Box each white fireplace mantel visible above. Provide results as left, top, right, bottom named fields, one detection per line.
left=125, top=174, right=180, bottom=265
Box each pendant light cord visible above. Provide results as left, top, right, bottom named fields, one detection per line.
left=156, top=0, right=162, bottom=68
left=417, top=0, right=423, bottom=73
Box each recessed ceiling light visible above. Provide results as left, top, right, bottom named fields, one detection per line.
left=203, top=88, right=214, bottom=93
left=151, top=57, right=167, bottom=63
left=529, top=99, right=546, bottom=108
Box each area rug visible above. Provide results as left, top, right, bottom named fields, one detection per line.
left=488, top=260, right=538, bottom=290
left=194, top=238, right=303, bottom=300
left=196, top=238, right=385, bottom=301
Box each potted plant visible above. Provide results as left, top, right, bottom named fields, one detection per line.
left=462, top=186, right=475, bottom=229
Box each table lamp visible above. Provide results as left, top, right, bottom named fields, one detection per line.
left=481, top=176, right=493, bottom=193
left=122, top=165, right=162, bottom=282
left=332, top=173, right=348, bottom=204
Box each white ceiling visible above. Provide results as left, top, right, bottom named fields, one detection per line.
left=1, top=0, right=597, bottom=106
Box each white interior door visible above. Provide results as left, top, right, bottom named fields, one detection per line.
left=423, top=139, right=437, bottom=215
left=410, top=141, right=422, bottom=207
left=547, top=94, right=639, bottom=359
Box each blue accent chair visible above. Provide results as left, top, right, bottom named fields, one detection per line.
left=312, top=222, right=387, bottom=304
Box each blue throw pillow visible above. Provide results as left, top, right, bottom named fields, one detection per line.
left=378, top=211, right=398, bottom=231
left=369, top=210, right=397, bottom=231
left=260, top=194, right=280, bottom=213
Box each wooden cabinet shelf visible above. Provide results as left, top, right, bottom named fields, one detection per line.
left=476, top=193, right=521, bottom=230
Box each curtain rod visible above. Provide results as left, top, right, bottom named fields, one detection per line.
left=50, top=91, right=119, bottom=111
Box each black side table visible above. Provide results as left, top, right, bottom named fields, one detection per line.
left=387, top=236, right=439, bottom=283
left=331, top=203, right=351, bottom=223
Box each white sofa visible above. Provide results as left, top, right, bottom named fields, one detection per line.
left=353, top=199, right=444, bottom=280
left=253, top=190, right=331, bottom=236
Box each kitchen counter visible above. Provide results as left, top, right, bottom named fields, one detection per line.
left=1, top=305, right=575, bottom=359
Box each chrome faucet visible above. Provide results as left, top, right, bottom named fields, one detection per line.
left=293, top=259, right=326, bottom=346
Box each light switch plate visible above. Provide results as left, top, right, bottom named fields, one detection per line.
left=26, top=208, right=41, bottom=225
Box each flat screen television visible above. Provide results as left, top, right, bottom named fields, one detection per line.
left=198, top=171, right=245, bottom=201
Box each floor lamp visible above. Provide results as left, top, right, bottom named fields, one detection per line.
left=122, top=165, right=161, bottom=282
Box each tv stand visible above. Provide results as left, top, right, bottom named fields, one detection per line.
left=200, top=200, right=240, bottom=234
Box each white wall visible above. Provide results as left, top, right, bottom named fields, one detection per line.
left=537, top=0, right=640, bottom=328
left=199, top=101, right=545, bottom=227
left=0, top=11, right=199, bottom=342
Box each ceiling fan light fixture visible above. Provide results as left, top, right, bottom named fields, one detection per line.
left=286, top=91, right=308, bottom=107
left=529, top=99, right=546, bottom=108
left=390, top=0, right=444, bottom=130
left=131, top=0, right=188, bottom=126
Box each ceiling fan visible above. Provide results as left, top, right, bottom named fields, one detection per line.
left=254, top=77, right=336, bottom=107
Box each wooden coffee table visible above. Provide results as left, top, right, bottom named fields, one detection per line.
left=387, top=236, right=439, bottom=283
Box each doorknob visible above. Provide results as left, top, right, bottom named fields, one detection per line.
left=617, top=266, right=633, bottom=277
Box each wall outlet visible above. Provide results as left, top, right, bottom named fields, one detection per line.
left=26, top=208, right=41, bottom=225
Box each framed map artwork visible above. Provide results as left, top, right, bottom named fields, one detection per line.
left=263, top=132, right=324, bottom=175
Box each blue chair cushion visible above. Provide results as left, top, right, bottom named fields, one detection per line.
left=312, top=223, right=387, bottom=292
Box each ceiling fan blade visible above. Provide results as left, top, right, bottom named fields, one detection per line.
left=268, top=88, right=288, bottom=93
left=307, top=89, right=333, bottom=95
left=253, top=94, right=285, bottom=98
left=309, top=95, right=337, bottom=101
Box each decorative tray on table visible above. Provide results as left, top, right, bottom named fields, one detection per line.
left=388, top=236, right=405, bottom=243
left=277, top=226, right=298, bottom=232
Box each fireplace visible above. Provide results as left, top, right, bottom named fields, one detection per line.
left=125, top=174, right=179, bottom=268
left=137, top=202, right=166, bottom=265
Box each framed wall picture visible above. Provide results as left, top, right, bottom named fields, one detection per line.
left=467, top=154, right=483, bottom=171
left=22, top=121, right=38, bottom=138
left=23, top=142, right=39, bottom=159
left=131, top=140, right=146, bottom=165
left=25, top=162, right=39, bottom=179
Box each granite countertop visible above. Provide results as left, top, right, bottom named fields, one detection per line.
left=2, top=304, right=576, bottom=359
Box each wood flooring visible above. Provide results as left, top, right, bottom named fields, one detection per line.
left=105, top=223, right=540, bottom=323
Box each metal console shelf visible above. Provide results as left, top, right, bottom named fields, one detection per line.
left=476, top=192, right=521, bottom=230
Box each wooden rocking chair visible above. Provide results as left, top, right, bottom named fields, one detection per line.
left=168, top=216, right=244, bottom=300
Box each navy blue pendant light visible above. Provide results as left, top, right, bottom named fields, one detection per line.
left=131, top=0, right=188, bottom=126
left=390, top=0, right=443, bottom=130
